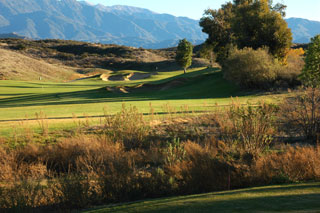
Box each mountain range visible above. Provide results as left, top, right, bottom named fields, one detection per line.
left=286, top=18, right=320, bottom=43
left=0, top=0, right=319, bottom=48
left=0, top=0, right=206, bottom=48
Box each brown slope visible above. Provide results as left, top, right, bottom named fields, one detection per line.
left=0, top=46, right=79, bottom=81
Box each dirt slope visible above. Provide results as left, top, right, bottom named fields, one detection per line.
left=0, top=46, right=79, bottom=81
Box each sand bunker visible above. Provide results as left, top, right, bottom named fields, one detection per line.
left=101, top=72, right=157, bottom=82
left=100, top=73, right=125, bottom=81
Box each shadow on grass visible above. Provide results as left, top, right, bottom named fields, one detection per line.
left=89, top=183, right=320, bottom=213
left=116, top=194, right=320, bottom=213
left=0, top=69, right=254, bottom=109
left=0, top=93, right=34, bottom=96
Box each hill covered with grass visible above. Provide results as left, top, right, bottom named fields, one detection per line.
left=0, top=46, right=78, bottom=81
left=0, top=38, right=209, bottom=81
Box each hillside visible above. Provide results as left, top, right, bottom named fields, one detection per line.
left=286, top=17, right=320, bottom=43
left=0, top=43, right=78, bottom=81
left=0, top=0, right=206, bottom=48
left=0, top=38, right=209, bottom=81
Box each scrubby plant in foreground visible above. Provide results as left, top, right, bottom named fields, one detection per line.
left=280, top=88, right=320, bottom=143
left=1, top=103, right=320, bottom=211
left=254, top=145, right=320, bottom=184
left=217, top=103, right=277, bottom=153
left=103, top=105, right=150, bottom=149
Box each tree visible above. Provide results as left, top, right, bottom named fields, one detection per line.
left=200, top=2, right=234, bottom=63
left=232, top=0, right=292, bottom=60
left=199, top=42, right=216, bottom=67
left=300, top=35, right=320, bottom=88
left=200, top=0, right=292, bottom=63
left=176, top=39, right=193, bottom=74
left=269, top=0, right=287, bottom=17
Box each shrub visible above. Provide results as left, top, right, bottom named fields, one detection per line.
left=279, top=88, right=320, bottom=143
left=0, top=147, right=14, bottom=181
left=223, top=47, right=279, bottom=89
left=0, top=181, right=54, bottom=210
left=57, top=174, right=99, bottom=209
left=217, top=103, right=277, bottom=153
left=103, top=105, right=150, bottom=149
left=175, top=139, right=252, bottom=193
left=254, top=145, right=320, bottom=184
left=179, top=140, right=231, bottom=193
left=56, top=52, right=75, bottom=60
left=164, top=138, right=186, bottom=166
left=274, top=48, right=304, bottom=87
left=13, top=43, right=27, bottom=50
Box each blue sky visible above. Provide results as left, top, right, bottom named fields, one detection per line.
left=82, top=0, right=320, bottom=21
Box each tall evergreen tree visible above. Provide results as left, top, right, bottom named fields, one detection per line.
left=176, top=39, right=193, bottom=74
left=300, top=35, right=320, bottom=87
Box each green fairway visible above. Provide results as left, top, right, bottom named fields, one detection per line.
left=84, top=182, right=320, bottom=213
left=0, top=67, right=286, bottom=136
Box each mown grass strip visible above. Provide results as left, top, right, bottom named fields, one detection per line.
left=84, top=182, right=320, bottom=213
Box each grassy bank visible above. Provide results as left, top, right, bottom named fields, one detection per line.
left=86, top=182, right=320, bottom=213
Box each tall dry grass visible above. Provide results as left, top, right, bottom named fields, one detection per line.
left=254, top=145, right=320, bottom=184
left=1, top=101, right=320, bottom=211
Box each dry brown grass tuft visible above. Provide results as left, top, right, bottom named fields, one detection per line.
left=0, top=146, right=15, bottom=182
left=254, top=145, right=320, bottom=184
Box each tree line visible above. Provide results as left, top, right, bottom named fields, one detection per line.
left=176, top=0, right=320, bottom=89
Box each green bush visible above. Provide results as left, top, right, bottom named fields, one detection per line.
left=223, top=47, right=279, bottom=89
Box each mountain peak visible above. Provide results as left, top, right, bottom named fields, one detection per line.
left=286, top=17, right=320, bottom=43
left=78, top=1, right=93, bottom=5
left=93, top=4, right=157, bottom=15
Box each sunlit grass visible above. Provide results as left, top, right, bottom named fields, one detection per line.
left=0, top=67, right=288, bottom=136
